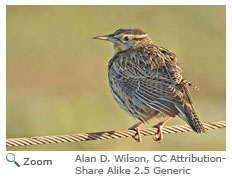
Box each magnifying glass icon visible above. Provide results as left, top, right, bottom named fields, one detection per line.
left=6, top=153, right=20, bottom=167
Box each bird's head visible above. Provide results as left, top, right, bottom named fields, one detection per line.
left=93, top=28, right=151, bottom=54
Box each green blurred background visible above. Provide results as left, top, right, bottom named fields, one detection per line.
left=6, top=5, right=226, bottom=151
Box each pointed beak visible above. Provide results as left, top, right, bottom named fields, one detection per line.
left=92, top=35, right=110, bottom=40
left=93, top=34, right=117, bottom=43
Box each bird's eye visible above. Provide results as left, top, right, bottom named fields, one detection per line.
left=124, top=36, right=129, bottom=41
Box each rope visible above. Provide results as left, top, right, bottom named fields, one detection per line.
left=6, top=120, right=226, bottom=147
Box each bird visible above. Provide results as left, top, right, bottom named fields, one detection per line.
left=93, top=27, right=206, bottom=142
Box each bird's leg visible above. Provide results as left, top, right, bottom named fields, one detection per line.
left=129, top=121, right=143, bottom=142
left=152, top=116, right=172, bottom=142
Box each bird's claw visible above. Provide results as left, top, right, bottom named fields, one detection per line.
left=153, top=132, right=163, bottom=143
left=152, top=125, right=164, bottom=143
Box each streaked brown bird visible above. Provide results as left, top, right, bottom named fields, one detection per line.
left=93, top=28, right=206, bottom=142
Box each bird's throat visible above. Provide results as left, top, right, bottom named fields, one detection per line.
left=112, top=43, right=122, bottom=54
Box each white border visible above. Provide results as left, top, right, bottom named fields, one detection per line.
left=0, top=1, right=231, bottom=181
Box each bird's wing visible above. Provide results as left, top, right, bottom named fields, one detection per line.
left=122, top=76, right=183, bottom=117
left=110, top=49, right=187, bottom=117
left=146, top=45, right=183, bottom=84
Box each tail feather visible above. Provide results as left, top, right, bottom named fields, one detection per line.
left=176, top=103, right=206, bottom=133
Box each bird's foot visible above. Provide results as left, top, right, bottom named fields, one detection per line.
left=152, top=123, right=164, bottom=142
left=152, top=116, right=171, bottom=142
left=133, top=127, right=143, bottom=142
left=129, top=122, right=143, bottom=142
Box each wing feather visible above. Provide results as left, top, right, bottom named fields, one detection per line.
left=112, top=49, right=185, bottom=117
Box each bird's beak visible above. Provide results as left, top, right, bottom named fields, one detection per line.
left=93, top=34, right=117, bottom=43
left=93, top=35, right=109, bottom=40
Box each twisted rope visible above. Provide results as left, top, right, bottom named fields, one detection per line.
left=6, top=120, right=226, bottom=147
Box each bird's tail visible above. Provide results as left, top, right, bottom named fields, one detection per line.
left=176, top=103, right=206, bottom=133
